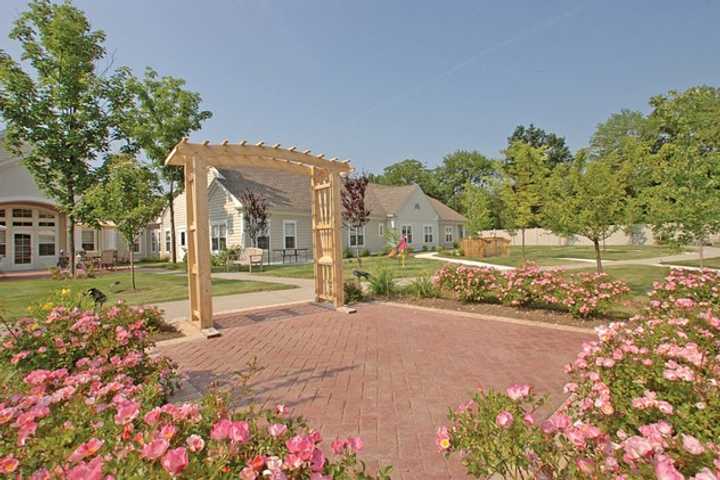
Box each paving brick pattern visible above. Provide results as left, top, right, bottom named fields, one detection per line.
left=158, top=303, right=591, bottom=479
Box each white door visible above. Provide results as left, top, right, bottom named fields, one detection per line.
left=13, top=233, right=32, bottom=270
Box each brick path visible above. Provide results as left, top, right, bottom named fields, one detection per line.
left=158, top=303, right=592, bottom=479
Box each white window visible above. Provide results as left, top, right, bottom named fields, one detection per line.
left=12, top=208, right=32, bottom=227
left=401, top=225, right=413, bottom=243
left=445, top=226, right=454, bottom=243
left=0, top=229, right=6, bottom=257
left=38, top=234, right=56, bottom=257
left=132, top=233, right=142, bottom=254
left=179, top=229, right=186, bottom=248
left=349, top=226, right=365, bottom=247
left=81, top=229, right=96, bottom=251
left=0, top=208, right=5, bottom=227
left=283, top=220, right=297, bottom=249
left=423, top=225, right=434, bottom=243
left=458, top=225, right=465, bottom=239
left=151, top=230, right=160, bottom=253
left=378, top=223, right=384, bottom=237
left=211, top=223, right=227, bottom=252
left=165, top=231, right=171, bottom=252
left=38, top=210, right=56, bottom=227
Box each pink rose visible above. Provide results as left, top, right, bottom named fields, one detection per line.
left=142, top=438, right=169, bottom=460
left=210, top=418, right=232, bottom=441
left=186, top=434, right=205, bottom=452
left=68, top=437, right=104, bottom=463
left=268, top=423, right=288, bottom=437
left=114, top=400, right=140, bottom=425
left=229, top=420, right=250, bottom=444
left=348, top=436, right=364, bottom=453
left=161, top=447, right=189, bottom=476
left=0, top=455, right=19, bottom=474
left=655, top=455, right=684, bottom=480
left=682, top=434, right=705, bottom=455
left=506, top=384, right=531, bottom=401
left=495, top=411, right=514, bottom=429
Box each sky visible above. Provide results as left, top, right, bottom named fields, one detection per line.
left=1, top=0, right=719, bottom=173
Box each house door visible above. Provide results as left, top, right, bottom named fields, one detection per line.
left=14, top=233, right=32, bottom=269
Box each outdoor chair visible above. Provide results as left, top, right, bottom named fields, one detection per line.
left=231, top=247, right=264, bottom=273
left=99, top=249, right=117, bottom=270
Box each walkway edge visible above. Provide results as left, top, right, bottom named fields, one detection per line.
left=379, top=301, right=596, bottom=334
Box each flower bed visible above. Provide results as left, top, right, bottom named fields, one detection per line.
left=432, top=263, right=630, bottom=318
left=0, top=291, right=390, bottom=479
left=437, top=269, right=720, bottom=479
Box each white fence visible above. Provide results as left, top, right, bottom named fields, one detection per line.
left=475, top=225, right=659, bottom=247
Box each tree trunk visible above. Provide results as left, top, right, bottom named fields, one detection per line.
left=593, top=238, right=603, bottom=273
left=130, top=247, right=136, bottom=290
left=69, top=217, right=77, bottom=277
left=169, top=182, right=177, bottom=264
left=699, top=241, right=705, bottom=269
left=521, top=228, right=526, bottom=261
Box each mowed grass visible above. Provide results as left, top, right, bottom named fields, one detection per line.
left=661, top=257, right=720, bottom=269
left=0, top=271, right=295, bottom=320
left=465, top=245, right=683, bottom=267
left=258, top=255, right=445, bottom=279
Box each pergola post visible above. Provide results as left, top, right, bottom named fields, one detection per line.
left=184, top=155, right=214, bottom=332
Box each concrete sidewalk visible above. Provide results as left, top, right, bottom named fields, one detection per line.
left=154, top=272, right=315, bottom=322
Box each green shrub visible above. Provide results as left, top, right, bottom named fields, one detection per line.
left=405, top=275, right=438, bottom=299
left=344, top=280, right=365, bottom=304
left=360, top=248, right=371, bottom=257
left=368, top=269, right=397, bottom=297
left=343, top=247, right=353, bottom=259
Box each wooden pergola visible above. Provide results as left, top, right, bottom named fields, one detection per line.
left=165, top=138, right=353, bottom=334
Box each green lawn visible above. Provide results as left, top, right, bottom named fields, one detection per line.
left=0, top=271, right=295, bottom=320
left=258, top=255, right=445, bottom=279
left=460, top=245, right=683, bottom=268
left=661, top=257, right=720, bottom=269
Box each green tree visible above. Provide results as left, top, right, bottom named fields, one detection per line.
left=640, top=86, right=720, bottom=266
left=544, top=153, right=628, bottom=272
left=122, top=67, right=212, bottom=263
left=461, top=182, right=494, bottom=236
left=370, top=158, right=439, bottom=198
left=507, top=124, right=573, bottom=167
left=82, top=155, right=164, bottom=289
left=434, top=150, right=496, bottom=211
left=589, top=109, right=649, bottom=158
left=500, top=142, right=549, bottom=259
left=0, top=0, right=127, bottom=275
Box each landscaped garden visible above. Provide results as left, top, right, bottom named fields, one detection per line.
left=257, top=255, right=443, bottom=280
left=0, top=271, right=295, bottom=320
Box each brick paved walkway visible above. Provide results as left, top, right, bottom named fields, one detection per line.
left=158, top=303, right=592, bottom=479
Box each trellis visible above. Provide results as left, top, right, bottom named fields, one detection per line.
left=165, top=139, right=352, bottom=334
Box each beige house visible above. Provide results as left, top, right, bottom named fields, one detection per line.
left=157, top=166, right=465, bottom=263
left=0, top=137, right=155, bottom=272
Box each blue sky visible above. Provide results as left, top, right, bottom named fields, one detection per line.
left=1, top=1, right=718, bottom=173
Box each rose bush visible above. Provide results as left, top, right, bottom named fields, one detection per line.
left=0, top=291, right=391, bottom=479
left=432, top=263, right=630, bottom=318
left=437, top=269, right=720, bottom=479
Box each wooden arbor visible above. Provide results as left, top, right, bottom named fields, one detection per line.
left=165, top=139, right=352, bottom=333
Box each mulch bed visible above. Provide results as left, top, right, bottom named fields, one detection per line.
left=390, top=295, right=618, bottom=329
left=151, top=321, right=184, bottom=342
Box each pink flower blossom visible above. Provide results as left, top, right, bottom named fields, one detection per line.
left=142, top=438, right=169, bottom=460
left=435, top=426, right=450, bottom=451
left=68, top=437, right=104, bottom=463
left=495, top=411, right=514, bottom=429
left=655, top=455, right=684, bottom=480
left=0, top=455, right=19, bottom=474
left=268, top=423, right=288, bottom=437
left=186, top=434, right=205, bottom=452
left=161, top=447, right=188, bottom=476
left=229, top=420, right=250, bottom=443
left=506, top=383, right=531, bottom=401
left=114, top=399, right=140, bottom=425
left=681, top=434, right=705, bottom=455
left=210, top=418, right=232, bottom=440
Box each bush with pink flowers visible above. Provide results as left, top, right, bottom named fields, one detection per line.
left=437, top=269, right=720, bottom=479
left=0, top=291, right=391, bottom=479
left=432, top=263, right=630, bottom=318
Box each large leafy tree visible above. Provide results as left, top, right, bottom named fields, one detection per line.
left=342, top=174, right=371, bottom=265
left=461, top=181, right=495, bottom=236
left=122, top=67, right=212, bottom=263
left=434, top=150, right=496, bottom=211
left=544, top=153, right=628, bottom=272
left=369, top=158, right=440, bottom=198
left=0, top=0, right=127, bottom=275
left=640, top=86, right=720, bottom=266
left=500, top=142, right=549, bottom=259
left=507, top=124, right=573, bottom=167
left=589, top=109, right=650, bottom=158
left=81, top=155, right=164, bottom=289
